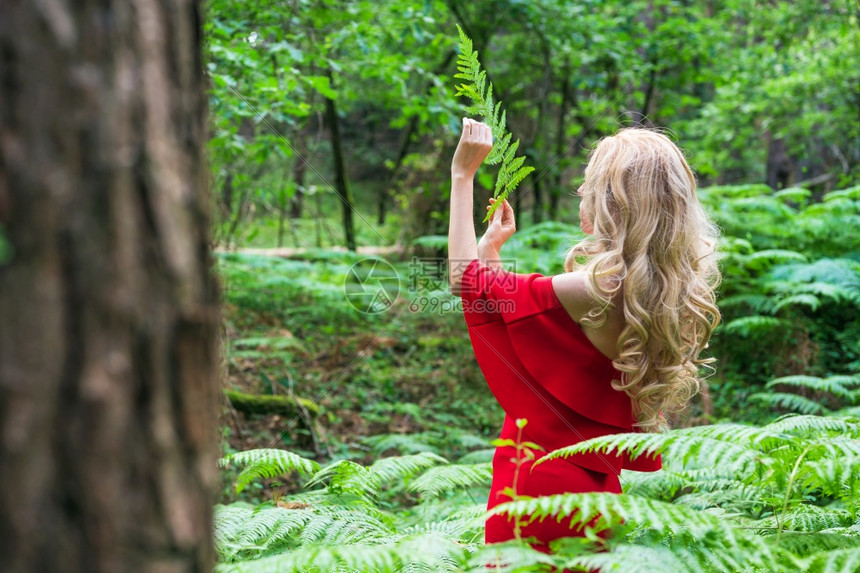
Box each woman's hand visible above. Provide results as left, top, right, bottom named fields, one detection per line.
left=451, top=118, right=493, bottom=178
left=479, top=198, right=516, bottom=255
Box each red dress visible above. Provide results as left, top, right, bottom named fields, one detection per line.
left=459, top=257, right=662, bottom=552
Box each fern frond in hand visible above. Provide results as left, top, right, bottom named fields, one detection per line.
left=453, top=24, right=534, bottom=222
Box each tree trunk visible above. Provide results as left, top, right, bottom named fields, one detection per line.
left=766, top=132, right=792, bottom=190
left=548, top=64, right=572, bottom=221
left=377, top=185, right=387, bottom=226
left=323, top=69, right=357, bottom=252
left=278, top=184, right=288, bottom=248
left=221, top=173, right=235, bottom=218
left=639, top=66, right=658, bottom=125
left=290, top=137, right=307, bottom=219
left=0, top=2, right=219, bottom=572
left=531, top=168, right=544, bottom=224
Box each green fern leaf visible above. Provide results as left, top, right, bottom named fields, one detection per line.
left=765, top=375, right=860, bottom=400
left=491, top=491, right=793, bottom=569
left=408, top=462, right=492, bottom=499
left=305, top=460, right=377, bottom=499
left=564, top=543, right=702, bottom=573
left=455, top=448, right=495, bottom=464
left=765, top=414, right=860, bottom=437
left=620, top=469, right=688, bottom=500
left=750, top=392, right=831, bottom=415
left=803, top=546, right=860, bottom=573
left=769, top=532, right=860, bottom=559
left=215, top=533, right=466, bottom=573
left=756, top=504, right=854, bottom=533
left=535, top=427, right=763, bottom=474
left=214, top=503, right=312, bottom=561
left=799, top=457, right=860, bottom=500
left=468, top=541, right=558, bottom=572
left=773, top=293, right=822, bottom=312
left=362, top=432, right=441, bottom=455
left=221, top=449, right=321, bottom=493
left=368, top=452, right=449, bottom=487
left=822, top=185, right=860, bottom=202
left=718, top=293, right=778, bottom=313
left=807, top=436, right=860, bottom=459
left=454, top=24, right=533, bottom=222
left=721, top=315, right=792, bottom=337
left=774, top=187, right=812, bottom=204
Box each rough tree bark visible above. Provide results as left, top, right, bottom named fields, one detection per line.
left=0, top=1, right=220, bottom=571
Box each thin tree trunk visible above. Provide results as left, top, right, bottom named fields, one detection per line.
left=531, top=168, right=544, bottom=224
left=766, top=131, right=792, bottom=190
left=224, top=163, right=265, bottom=247
left=323, top=69, right=357, bottom=252
left=639, top=66, right=658, bottom=124
left=548, top=63, right=572, bottom=221
left=278, top=184, right=287, bottom=248
left=0, top=2, right=219, bottom=571
left=377, top=185, right=387, bottom=226
left=221, top=173, right=235, bottom=218
left=315, top=192, right=324, bottom=248
left=290, top=136, right=307, bottom=219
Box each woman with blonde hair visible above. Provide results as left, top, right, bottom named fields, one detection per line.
left=447, top=118, right=721, bottom=553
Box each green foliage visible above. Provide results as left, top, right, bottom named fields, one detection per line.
left=453, top=25, right=534, bottom=223
left=216, top=410, right=860, bottom=571
left=217, top=252, right=372, bottom=333
left=215, top=183, right=860, bottom=569
left=205, top=2, right=860, bottom=568
left=699, top=183, right=860, bottom=413
left=215, top=448, right=489, bottom=569
left=749, top=374, right=860, bottom=417
left=206, top=0, right=858, bottom=247
left=221, top=448, right=321, bottom=494
left=407, top=462, right=493, bottom=500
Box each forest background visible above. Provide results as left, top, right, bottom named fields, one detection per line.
left=210, top=0, right=858, bottom=445
left=207, top=1, right=860, bottom=569
left=1, top=0, right=858, bottom=571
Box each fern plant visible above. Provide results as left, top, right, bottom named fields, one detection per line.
left=221, top=448, right=321, bottom=494
left=453, top=24, right=534, bottom=223
left=749, top=374, right=860, bottom=415
left=215, top=447, right=491, bottom=569
left=701, top=184, right=860, bottom=404
left=215, top=408, right=860, bottom=572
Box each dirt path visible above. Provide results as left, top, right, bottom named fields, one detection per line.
left=215, top=245, right=406, bottom=258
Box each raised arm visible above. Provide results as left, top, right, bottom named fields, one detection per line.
left=448, top=118, right=492, bottom=296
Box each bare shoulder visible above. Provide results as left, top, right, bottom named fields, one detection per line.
left=552, top=271, right=626, bottom=359
left=552, top=271, right=623, bottom=322
left=550, top=271, right=596, bottom=323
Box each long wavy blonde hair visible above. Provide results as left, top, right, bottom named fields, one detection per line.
left=564, top=128, right=721, bottom=433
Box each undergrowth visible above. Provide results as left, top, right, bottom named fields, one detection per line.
left=215, top=405, right=860, bottom=572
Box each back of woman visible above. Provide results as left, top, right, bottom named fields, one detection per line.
left=447, top=120, right=721, bottom=555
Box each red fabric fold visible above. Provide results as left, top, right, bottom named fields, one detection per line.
left=460, top=257, right=662, bottom=474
